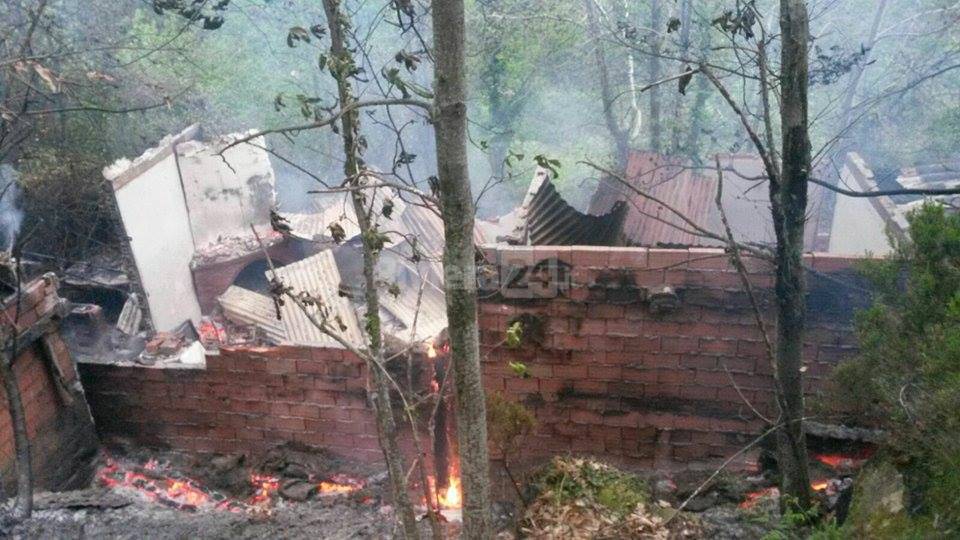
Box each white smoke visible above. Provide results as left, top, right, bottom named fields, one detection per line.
left=0, top=165, right=24, bottom=252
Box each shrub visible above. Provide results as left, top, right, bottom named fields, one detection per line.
left=826, top=203, right=960, bottom=535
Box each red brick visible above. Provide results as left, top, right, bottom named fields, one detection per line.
left=587, top=365, right=621, bottom=380
left=622, top=368, right=658, bottom=384
left=680, top=355, right=717, bottom=370
left=587, top=305, right=625, bottom=319
left=571, top=247, right=609, bottom=267
left=552, top=334, right=588, bottom=351
left=588, top=336, right=623, bottom=352
left=571, top=410, right=604, bottom=424
left=662, top=336, right=698, bottom=354
left=553, top=365, right=588, bottom=379
left=577, top=319, right=606, bottom=336
left=699, top=338, right=738, bottom=355
left=606, top=320, right=640, bottom=337
left=505, top=378, right=539, bottom=393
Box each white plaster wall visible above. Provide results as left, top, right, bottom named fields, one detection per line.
left=114, top=153, right=203, bottom=331
left=175, top=134, right=276, bottom=250
left=829, top=166, right=893, bottom=256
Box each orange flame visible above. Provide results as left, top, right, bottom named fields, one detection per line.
left=318, top=473, right=364, bottom=495
left=438, top=475, right=462, bottom=509
left=249, top=474, right=279, bottom=505
left=811, top=480, right=830, bottom=492
left=738, top=487, right=779, bottom=509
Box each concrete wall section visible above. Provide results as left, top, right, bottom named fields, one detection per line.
left=113, top=152, right=202, bottom=331
left=176, top=134, right=276, bottom=251
left=829, top=155, right=893, bottom=256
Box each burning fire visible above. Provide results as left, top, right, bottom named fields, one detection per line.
left=97, top=457, right=364, bottom=513
left=97, top=457, right=241, bottom=512
left=249, top=473, right=280, bottom=506
left=427, top=341, right=437, bottom=359
left=739, top=487, right=779, bottom=509
left=811, top=480, right=830, bottom=492
left=319, top=473, right=364, bottom=495
left=438, top=475, right=462, bottom=509
left=812, top=448, right=873, bottom=470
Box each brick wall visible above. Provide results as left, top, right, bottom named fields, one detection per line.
left=477, top=246, right=867, bottom=470
left=78, top=246, right=869, bottom=472
left=79, top=345, right=387, bottom=462
left=0, top=275, right=99, bottom=493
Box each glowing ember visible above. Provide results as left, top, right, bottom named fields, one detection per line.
left=96, top=458, right=240, bottom=512
left=812, top=449, right=873, bottom=470
left=739, top=487, right=779, bottom=509
left=249, top=474, right=280, bottom=505
left=318, top=473, right=364, bottom=495
left=426, top=341, right=437, bottom=359
left=811, top=480, right=830, bottom=492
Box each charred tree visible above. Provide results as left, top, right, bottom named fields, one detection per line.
left=432, top=0, right=494, bottom=536
left=319, top=0, right=420, bottom=536
left=772, top=0, right=813, bottom=510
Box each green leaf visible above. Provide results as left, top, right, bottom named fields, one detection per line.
left=506, top=320, right=523, bottom=348
left=509, top=360, right=531, bottom=379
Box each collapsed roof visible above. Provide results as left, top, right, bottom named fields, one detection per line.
left=104, top=124, right=277, bottom=332
left=220, top=185, right=449, bottom=350
left=828, top=152, right=960, bottom=255
left=588, top=151, right=830, bottom=250
left=480, top=167, right=627, bottom=246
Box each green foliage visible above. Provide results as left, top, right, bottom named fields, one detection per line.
left=531, top=457, right=649, bottom=519
left=505, top=320, right=523, bottom=348
left=826, top=203, right=960, bottom=536
left=486, top=392, right=535, bottom=456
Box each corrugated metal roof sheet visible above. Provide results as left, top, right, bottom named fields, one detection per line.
left=218, top=285, right=287, bottom=343
left=488, top=168, right=627, bottom=246
left=590, top=152, right=720, bottom=247
left=589, top=151, right=827, bottom=250
left=269, top=250, right=365, bottom=348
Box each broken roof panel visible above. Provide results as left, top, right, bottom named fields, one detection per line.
left=589, top=152, right=719, bottom=247
left=588, top=151, right=828, bottom=250
left=218, top=285, right=287, bottom=343
left=486, top=168, right=627, bottom=246
left=269, top=250, right=364, bottom=348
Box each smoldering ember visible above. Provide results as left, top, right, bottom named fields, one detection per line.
left=2, top=1, right=960, bottom=539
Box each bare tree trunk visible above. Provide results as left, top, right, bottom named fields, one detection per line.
left=670, top=0, right=693, bottom=153
left=0, top=351, right=32, bottom=523
left=684, top=24, right=711, bottom=162
left=432, top=0, right=493, bottom=536
left=585, top=0, right=630, bottom=167
left=836, top=0, right=887, bottom=151
left=648, top=0, right=663, bottom=153
left=319, top=1, right=420, bottom=536
left=772, top=0, right=812, bottom=510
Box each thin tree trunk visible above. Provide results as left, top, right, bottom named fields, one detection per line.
left=648, top=0, right=663, bottom=153
left=432, top=0, right=493, bottom=536
left=773, top=0, right=812, bottom=510
left=684, top=25, right=711, bottom=162
left=585, top=0, right=630, bottom=168
left=670, top=0, right=693, bottom=153
left=319, top=0, right=420, bottom=536
left=1, top=351, right=32, bottom=522
left=835, top=0, right=887, bottom=153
